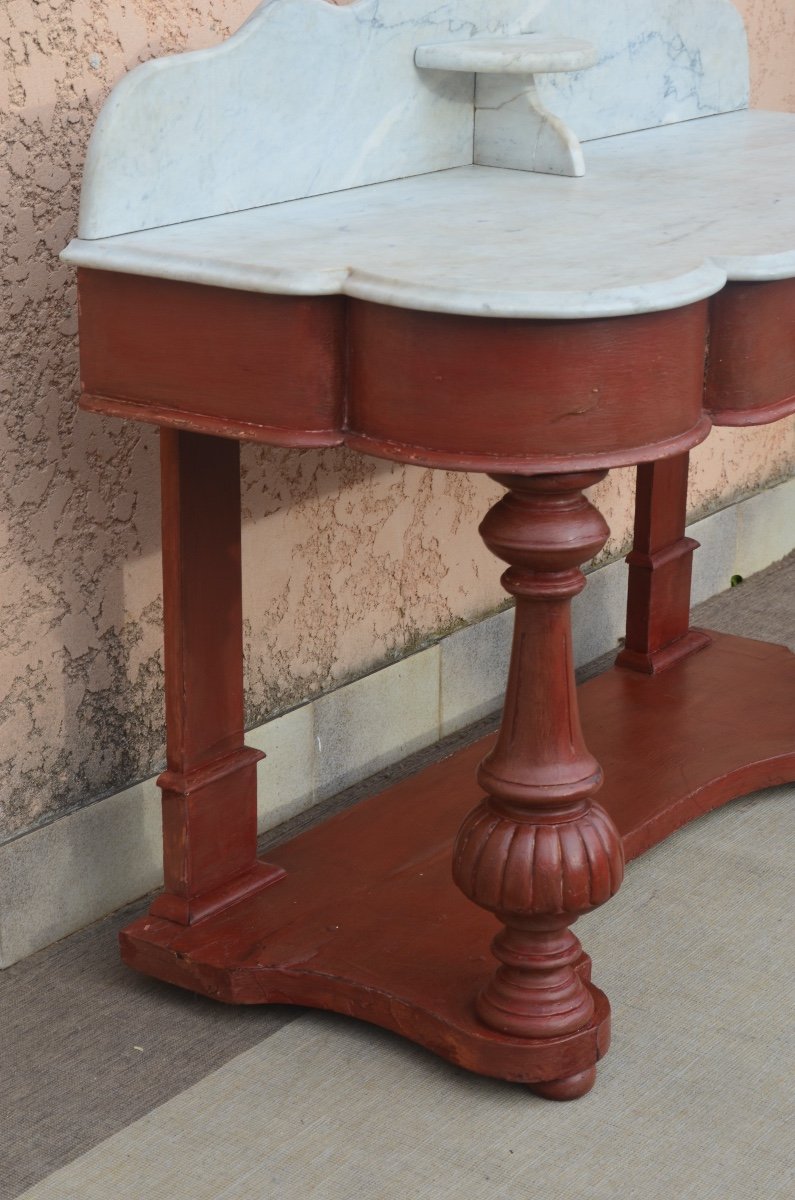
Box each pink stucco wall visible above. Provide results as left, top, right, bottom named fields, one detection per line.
left=1, top=0, right=793, bottom=840
left=734, top=0, right=795, bottom=110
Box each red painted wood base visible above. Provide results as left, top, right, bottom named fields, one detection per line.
left=617, top=454, right=712, bottom=675
left=121, top=631, right=795, bottom=1094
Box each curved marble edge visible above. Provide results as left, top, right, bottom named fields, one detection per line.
left=709, top=252, right=795, bottom=283
left=64, top=239, right=791, bottom=319
left=343, top=263, right=728, bottom=319
left=63, top=110, right=795, bottom=322
left=414, top=35, right=598, bottom=75
left=61, top=241, right=347, bottom=297
left=57, top=241, right=782, bottom=319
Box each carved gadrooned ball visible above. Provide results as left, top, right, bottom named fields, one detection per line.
left=453, top=799, right=624, bottom=916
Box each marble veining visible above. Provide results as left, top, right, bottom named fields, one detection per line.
left=63, top=111, right=795, bottom=320
left=535, top=0, right=749, bottom=143
left=77, top=0, right=541, bottom=240
left=414, top=35, right=597, bottom=76
left=416, top=36, right=597, bottom=178
left=76, top=0, right=749, bottom=239
left=473, top=68, right=588, bottom=179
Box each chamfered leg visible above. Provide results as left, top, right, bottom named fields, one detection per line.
left=149, top=429, right=284, bottom=925
left=617, top=453, right=711, bottom=674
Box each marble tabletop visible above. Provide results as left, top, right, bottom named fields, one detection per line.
left=63, top=110, right=795, bottom=321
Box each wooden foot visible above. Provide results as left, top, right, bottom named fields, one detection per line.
left=151, top=430, right=284, bottom=925
left=530, top=1067, right=597, bottom=1101
left=454, top=472, right=623, bottom=1065
left=618, top=453, right=710, bottom=675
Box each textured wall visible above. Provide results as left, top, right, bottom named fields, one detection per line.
left=734, top=0, right=795, bottom=111
left=1, top=0, right=793, bottom=842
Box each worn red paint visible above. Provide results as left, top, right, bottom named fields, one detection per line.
left=70, top=267, right=795, bottom=1098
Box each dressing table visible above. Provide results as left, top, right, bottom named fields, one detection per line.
left=62, top=0, right=795, bottom=1099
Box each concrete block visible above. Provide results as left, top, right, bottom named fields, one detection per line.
left=689, top=502, right=740, bottom=606
left=734, top=475, right=795, bottom=579
left=573, top=557, right=627, bottom=667
left=313, top=648, right=440, bottom=800
left=248, top=703, right=316, bottom=832
left=0, top=778, right=162, bottom=969
left=440, top=608, right=513, bottom=736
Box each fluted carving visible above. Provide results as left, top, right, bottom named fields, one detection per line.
left=454, top=801, right=623, bottom=917
left=454, top=472, right=624, bottom=1064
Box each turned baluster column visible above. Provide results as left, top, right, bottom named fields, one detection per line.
left=454, top=471, right=625, bottom=1099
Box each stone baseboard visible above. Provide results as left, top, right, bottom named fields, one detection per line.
left=1, top=476, right=792, bottom=968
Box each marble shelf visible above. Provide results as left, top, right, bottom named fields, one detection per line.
left=63, top=110, right=795, bottom=320
left=415, top=35, right=599, bottom=179
left=414, top=35, right=598, bottom=75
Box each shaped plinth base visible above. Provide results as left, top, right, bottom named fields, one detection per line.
left=121, top=632, right=795, bottom=1091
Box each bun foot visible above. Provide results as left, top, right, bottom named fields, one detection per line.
left=530, top=1066, right=597, bottom=1102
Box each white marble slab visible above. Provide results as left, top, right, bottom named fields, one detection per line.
left=414, top=35, right=597, bottom=75
left=472, top=73, right=588, bottom=177
left=77, top=0, right=541, bottom=240
left=534, top=0, right=749, bottom=143
left=416, top=36, right=597, bottom=179
left=63, top=111, right=795, bottom=320
left=77, top=0, right=748, bottom=239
